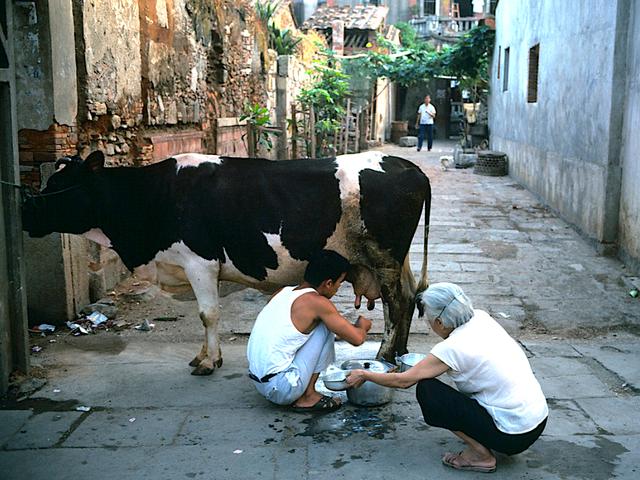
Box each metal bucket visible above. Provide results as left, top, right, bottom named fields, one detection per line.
left=341, top=360, right=395, bottom=406
left=395, top=353, right=427, bottom=373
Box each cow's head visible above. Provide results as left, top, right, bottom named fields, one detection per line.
left=22, top=150, right=105, bottom=238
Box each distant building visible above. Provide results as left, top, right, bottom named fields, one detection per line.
left=302, top=4, right=399, bottom=144
left=489, top=0, right=640, bottom=272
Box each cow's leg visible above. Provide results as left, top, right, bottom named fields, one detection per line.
left=183, top=262, right=223, bottom=375
left=375, top=255, right=417, bottom=363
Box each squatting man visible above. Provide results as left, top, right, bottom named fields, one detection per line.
left=247, top=250, right=372, bottom=412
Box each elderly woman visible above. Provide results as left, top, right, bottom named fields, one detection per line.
left=346, top=283, right=548, bottom=473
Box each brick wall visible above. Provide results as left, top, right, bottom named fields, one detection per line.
left=18, top=124, right=77, bottom=189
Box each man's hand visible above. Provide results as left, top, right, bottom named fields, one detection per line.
left=355, top=315, right=372, bottom=333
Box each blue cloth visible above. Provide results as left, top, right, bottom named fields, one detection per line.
left=417, top=124, right=434, bottom=151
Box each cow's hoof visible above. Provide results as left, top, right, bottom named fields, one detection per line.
left=191, top=365, right=215, bottom=376
left=214, top=357, right=223, bottom=368
left=188, top=356, right=201, bottom=367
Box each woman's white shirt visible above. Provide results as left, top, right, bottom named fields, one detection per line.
left=430, top=309, right=548, bottom=434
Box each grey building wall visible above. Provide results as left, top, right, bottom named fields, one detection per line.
left=489, top=1, right=621, bottom=246
left=619, top=0, right=640, bottom=271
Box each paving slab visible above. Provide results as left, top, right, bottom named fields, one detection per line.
left=571, top=342, right=640, bottom=389
left=575, top=397, right=640, bottom=435
left=538, top=374, right=611, bottom=400
left=5, top=411, right=83, bottom=449
left=64, top=408, right=187, bottom=447
left=0, top=410, right=32, bottom=447
left=542, top=400, right=599, bottom=436
left=529, top=356, right=594, bottom=378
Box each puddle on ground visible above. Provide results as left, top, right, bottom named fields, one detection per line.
left=528, top=436, right=628, bottom=479
left=296, top=406, right=405, bottom=443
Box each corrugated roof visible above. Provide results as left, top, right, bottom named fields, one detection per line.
left=302, top=5, right=389, bottom=31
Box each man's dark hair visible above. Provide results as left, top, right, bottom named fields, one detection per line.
left=304, top=250, right=351, bottom=287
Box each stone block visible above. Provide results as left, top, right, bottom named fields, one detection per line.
left=398, top=136, right=418, bottom=147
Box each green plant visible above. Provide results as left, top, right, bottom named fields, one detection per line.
left=297, top=49, right=351, bottom=156
left=240, top=103, right=279, bottom=152
left=255, top=0, right=301, bottom=55
left=255, top=0, right=281, bottom=22
left=346, top=24, right=495, bottom=101
left=271, top=26, right=302, bottom=55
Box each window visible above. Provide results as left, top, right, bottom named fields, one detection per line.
left=497, top=46, right=501, bottom=79
left=502, top=47, right=510, bottom=91
left=424, top=0, right=437, bottom=15
left=527, top=44, right=540, bottom=103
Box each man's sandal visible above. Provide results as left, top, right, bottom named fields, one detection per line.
left=291, top=395, right=341, bottom=413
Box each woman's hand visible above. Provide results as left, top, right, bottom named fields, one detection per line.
left=346, top=369, right=367, bottom=388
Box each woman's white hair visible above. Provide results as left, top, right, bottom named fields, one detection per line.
left=416, top=282, right=474, bottom=329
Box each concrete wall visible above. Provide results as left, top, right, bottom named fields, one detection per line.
left=489, top=0, right=620, bottom=244
left=619, top=0, right=640, bottom=271
left=14, top=1, right=54, bottom=131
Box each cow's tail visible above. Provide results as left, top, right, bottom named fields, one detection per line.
left=416, top=180, right=431, bottom=294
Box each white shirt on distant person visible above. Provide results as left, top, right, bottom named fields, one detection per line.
left=418, top=103, right=436, bottom=125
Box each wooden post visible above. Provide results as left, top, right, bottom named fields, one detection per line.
left=310, top=105, right=316, bottom=158
left=343, top=99, right=351, bottom=154
left=355, top=109, right=360, bottom=153
left=291, top=102, right=298, bottom=160
left=0, top=0, right=30, bottom=390
left=247, top=123, right=256, bottom=158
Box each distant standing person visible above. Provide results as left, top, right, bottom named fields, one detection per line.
left=416, top=95, right=436, bottom=152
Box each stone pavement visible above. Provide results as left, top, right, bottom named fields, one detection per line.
left=1, top=141, right=639, bottom=479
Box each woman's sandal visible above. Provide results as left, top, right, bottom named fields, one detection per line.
left=291, top=395, right=341, bottom=413
left=442, top=451, right=497, bottom=473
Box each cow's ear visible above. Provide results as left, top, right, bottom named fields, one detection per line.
left=84, top=150, right=105, bottom=172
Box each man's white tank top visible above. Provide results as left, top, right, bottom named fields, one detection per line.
left=247, top=286, right=317, bottom=378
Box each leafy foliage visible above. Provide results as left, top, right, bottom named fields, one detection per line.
left=255, top=1, right=301, bottom=55
left=270, top=26, right=302, bottom=55
left=297, top=49, right=351, bottom=156
left=347, top=25, right=495, bottom=98
left=240, top=103, right=278, bottom=152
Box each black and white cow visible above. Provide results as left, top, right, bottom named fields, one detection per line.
left=22, top=150, right=431, bottom=375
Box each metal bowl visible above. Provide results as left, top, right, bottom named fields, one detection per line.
left=341, top=359, right=395, bottom=406
left=396, top=353, right=427, bottom=373
left=323, top=370, right=349, bottom=391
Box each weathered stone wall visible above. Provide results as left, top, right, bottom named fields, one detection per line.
left=619, top=0, right=640, bottom=272
left=15, top=0, right=277, bottom=314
